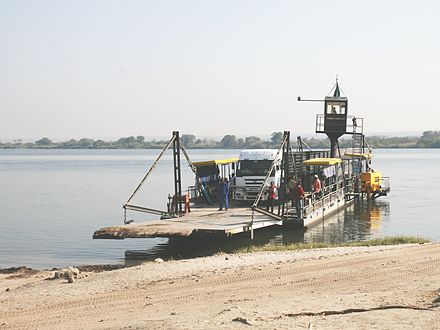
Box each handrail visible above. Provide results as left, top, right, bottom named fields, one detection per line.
left=347, top=115, right=364, bottom=134
left=124, top=204, right=170, bottom=216
left=251, top=134, right=288, bottom=222
left=315, top=114, right=365, bottom=135
left=252, top=134, right=288, bottom=209
left=363, top=137, right=373, bottom=154
left=302, top=179, right=346, bottom=214
left=124, top=135, right=176, bottom=206
left=379, top=176, right=391, bottom=191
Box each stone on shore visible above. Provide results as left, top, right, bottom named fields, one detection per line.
left=53, top=267, right=80, bottom=280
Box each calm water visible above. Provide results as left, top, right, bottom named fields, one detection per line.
left=0, top=149, right=439, bottom=269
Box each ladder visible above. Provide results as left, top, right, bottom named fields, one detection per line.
left=352, top=133, right=364, bottom=154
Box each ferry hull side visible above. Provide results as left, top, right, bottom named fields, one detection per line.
left=303, top=195, right=354, bottom=230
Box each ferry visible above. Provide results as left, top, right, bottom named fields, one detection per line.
left=93, top=80, right=390, bottom=240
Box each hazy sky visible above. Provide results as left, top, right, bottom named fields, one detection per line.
left=1, top=0, right=439, bottom=140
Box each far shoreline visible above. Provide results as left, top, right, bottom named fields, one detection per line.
left=1, top=130, right=440, bottom=149
left=2, top=146, right=440, bottom=150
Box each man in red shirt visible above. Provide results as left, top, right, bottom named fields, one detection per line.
left=312, top=174, right=322, bottom=199
left=292, top=179, right=305, bottom=219
left=266, top=181, right=277, bottom=213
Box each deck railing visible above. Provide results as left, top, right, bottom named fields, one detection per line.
left=315, top=114, right=364, bottom=134
left=380, top=177, right=391, bottom=193
left=302, top=178, right=346, bottom=217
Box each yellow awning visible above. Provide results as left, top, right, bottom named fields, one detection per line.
left=303, top=158, right=342, bottom=166
left=192, top=157, right=239, bottom=167
left=344, top=152, right=373, bottom=159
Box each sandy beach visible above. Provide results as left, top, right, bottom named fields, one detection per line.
left=1, top=243, right=440, bottom=329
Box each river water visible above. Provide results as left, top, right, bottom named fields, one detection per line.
left=0, top=149, right=438, bottom=269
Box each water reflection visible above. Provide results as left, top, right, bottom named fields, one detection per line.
left=124, top=199, right=391, bottom=264
left=357, top=200, right=391, bottom=232
left=306, top=199, right=390, bottom=243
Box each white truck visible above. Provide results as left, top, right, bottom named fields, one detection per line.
left=233, top=149, right=282, bottom=202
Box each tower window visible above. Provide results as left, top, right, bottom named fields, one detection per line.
left=326, top=103, right=346, bottom=115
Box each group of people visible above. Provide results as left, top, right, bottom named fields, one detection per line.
left=265, top=177, right=305, bottom=218
left=216, top=174, right=323, bottom=217
left=265, top=174, right=322, bottom=218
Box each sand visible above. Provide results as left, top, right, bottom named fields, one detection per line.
left=1, top=243, right=440, bottom=329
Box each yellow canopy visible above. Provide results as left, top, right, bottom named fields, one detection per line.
left=192, top=157, right=239, bottom=167
left=344, top=152, right=373, bottom=159
left=303, top=158, right=342, bottom=166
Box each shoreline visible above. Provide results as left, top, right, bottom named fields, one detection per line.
left=1, top=146, right=439, bottom=150
left=0, top=264, right=127, bottom=274
left=0, top=237, right=430, bottom=274
left=1, top=243, right=440, bottom=329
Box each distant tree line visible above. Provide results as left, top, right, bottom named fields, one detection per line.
left=1, top=131, right=440, bottom=149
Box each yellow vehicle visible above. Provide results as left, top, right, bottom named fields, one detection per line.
left=361, top=170, right=390, bottom=199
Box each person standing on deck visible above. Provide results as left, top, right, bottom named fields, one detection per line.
left=292, top=180, right=305, bottom=218
left=312, top=175, right=322, bottom=199
left=288, top=176, right=296, bottom=205
left=266, top=181, right=277, bottom=213
left=218, top=178, right=229, bottom=211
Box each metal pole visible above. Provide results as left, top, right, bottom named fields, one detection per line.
left=297, top=97, right=324, bottom=102
left=251, top=209, right=254, bottom=240
left=329, top=136, right=338, bottom=158
left=176, top=133, right=182, bottom=214
left=280, top=131, right=290, bottom=219
left=173, top=131, right=183, bottom=216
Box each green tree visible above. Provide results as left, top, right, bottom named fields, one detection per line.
left=35, top=137, right=52, bottom=145
left=116, top=136, right=137, bottom=148
left=417, top=131, right=440, bottom=148
left=79, top=138, right=94, bottom=149
left=270, top=132, right=284, bottom=146
left=94, top=139, right=110, bottom=148
left=245, top=136, right=261, bottom=148
left=181, top=134, right=196, bottom=148
left=220, top=135, right=238, bottom=148
left=236, top=138, right=245, bottom=148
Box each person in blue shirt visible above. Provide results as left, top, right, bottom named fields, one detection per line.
left=217, top=177, right=230, bottom=211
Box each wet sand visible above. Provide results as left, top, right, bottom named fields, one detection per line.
left=1, top=243, right=440, bottom=329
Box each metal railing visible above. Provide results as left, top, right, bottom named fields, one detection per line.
left=380, top=177, right=391, bottom=192
left=347, top=116, right=363, bottom=134
left=302, top=179, right=346, bottom=216
left=315, top=114, right=325, bottom=132
left=315, top=114, right=363, bottom=134
left=167, top=187, right=197, bottom=214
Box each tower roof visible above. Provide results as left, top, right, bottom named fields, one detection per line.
left=333, top=81, right=341, bottom=97
left=327, top=77, right=346, bottom=98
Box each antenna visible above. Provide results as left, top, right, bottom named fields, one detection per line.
left=297, top=96, right=324, bottom=103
